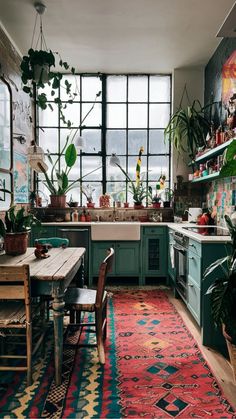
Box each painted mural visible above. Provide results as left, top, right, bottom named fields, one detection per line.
left=14, top=152, right=28, bottom=203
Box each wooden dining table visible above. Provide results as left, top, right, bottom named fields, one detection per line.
left=0, top=246, right=86, bottom=385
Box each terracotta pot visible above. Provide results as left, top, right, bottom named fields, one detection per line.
left=124, top=202, right=129, bottom=208
left=87, top=202, right=95, bottom=208
left=134, top=203, right=144, bottom=209
left=50, top=194, right=66, bottom=208
left=4, top=232, right=28, bottom=255
left=152, top=202, right=161, bottom=208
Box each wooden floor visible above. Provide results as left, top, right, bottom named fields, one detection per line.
left=168, top=290, right=236, bottom=409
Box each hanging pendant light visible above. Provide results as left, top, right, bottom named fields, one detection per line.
left=27, top=143, right=48, bottom=173
left=109, top=153, right=121, bottom=166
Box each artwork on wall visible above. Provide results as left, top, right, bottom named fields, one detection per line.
left=222, top=50, right=236, bottom=128
left=14, top=152, right=28, bottom=203
left=0, top=178, right=6, bottom=202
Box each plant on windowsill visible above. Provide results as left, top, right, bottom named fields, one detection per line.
left=81, top=184, right=96, bottom=208
left=115, top=147, right=150, bottom=208
left=204, top=215, right=236, bottom=379
left=0, top=206, right=40, bottom=255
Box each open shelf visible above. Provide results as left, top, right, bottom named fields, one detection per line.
left=194, top=138, right=234, bottom=164
left=191, top=172, right=220, bottom=183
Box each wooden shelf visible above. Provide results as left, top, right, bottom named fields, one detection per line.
left=194, top=138, right=234, bottom=164
left=191, top=172, right=220, bottom=183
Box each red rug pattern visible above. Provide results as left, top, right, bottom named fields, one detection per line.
left=0, top=289, right=235, bottom=418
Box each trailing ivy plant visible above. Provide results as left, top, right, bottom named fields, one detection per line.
left=21, top=48, right=78, bottom=127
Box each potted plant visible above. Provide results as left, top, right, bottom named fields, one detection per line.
left=151, top=194, right=162, bottom=209
left=162, top=188, right=174, bottom=208
left=81, top=184, right=96, bottom=208
left=164, top=99, right=213, bottom=160
left=21, top=48, right=77, bottom=124
left=0, top=206, right=40, bottom=255
left=204, top=215, right=236, bottom=378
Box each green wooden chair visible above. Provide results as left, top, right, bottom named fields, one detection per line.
left=35, top=237, right=69, bottom=248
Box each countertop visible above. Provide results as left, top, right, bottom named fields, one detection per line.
left=39, top=221, right=231, bottom=244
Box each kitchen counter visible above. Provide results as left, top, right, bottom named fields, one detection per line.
left=38, top=221, right=231, bottom=243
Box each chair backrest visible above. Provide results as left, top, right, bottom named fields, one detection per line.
left=95, top=248, right=114, bottom=307
left=35, top=237, right=69, bottom=248
left=0, top=265, right=31, bottom=324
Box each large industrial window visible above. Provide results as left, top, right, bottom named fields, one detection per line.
left=37, top=74, right=171, bottom=206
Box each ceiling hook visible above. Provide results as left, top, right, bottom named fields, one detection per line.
left=34, top=2, right=46, bottom=15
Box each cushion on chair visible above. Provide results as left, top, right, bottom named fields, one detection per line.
left=65, top=288, right=107, bottom=312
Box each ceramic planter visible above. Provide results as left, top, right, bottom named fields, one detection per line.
left=152, top=202, right=161, bottom=208
left=50, top=194, right=66, bottom=208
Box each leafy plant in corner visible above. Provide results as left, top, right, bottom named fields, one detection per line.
left=164, top=87, right=215, bottom=160
left=115, top=164, right=150, bottom=205
left=204, top=215, right=236, bottom=344
left=0, top=206, right=40, bottom=237
left=219, top=139, right=236, bottom=178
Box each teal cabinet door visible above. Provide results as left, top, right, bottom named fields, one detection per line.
left=116, top=242, right=140, bottom=276
left=30, top=225, right=56, bottom=246
left=142, top=228, right=167, bottom=279
left=91, top=241, right=114, bottom=277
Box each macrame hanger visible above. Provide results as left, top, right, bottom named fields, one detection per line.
left=179, top=83, right=191, bottom=108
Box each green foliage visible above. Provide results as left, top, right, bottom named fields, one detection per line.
left=0, top=206, right=40, bottom=237
left=164, top=100, right=212, bottom=160
left=219, top=139, right=236, bottom=178
left=204, top=215, right=236, bottom=344
left=116, top=164, right=150, bottom=205
left=20, top=48, right=79, bottom=128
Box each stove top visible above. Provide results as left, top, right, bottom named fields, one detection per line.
left=182, top=225, right=229, bottom=236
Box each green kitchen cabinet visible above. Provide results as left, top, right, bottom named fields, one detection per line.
left=141, top=226, right=167, bottom=284
left=90, top=241, right=140, bottom=285
left=30, top=225, right=56, bottom=246
left=187, top=237, right=231, bottom=356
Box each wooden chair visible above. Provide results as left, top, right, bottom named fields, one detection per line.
left=64, top=247, right=114, bottom=364
left=35, top=237, right=69, bottom=248
left=0, top=265, right=45, bottom=386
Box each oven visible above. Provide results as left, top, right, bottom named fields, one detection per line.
left=173, top=231, right=188, bottom=302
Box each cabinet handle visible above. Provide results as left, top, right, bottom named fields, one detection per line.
left=189, top=244, right=196, bottom=248
left=188, top=283, right=194, bottom=287
left=189, top=256, right=195, bottom=260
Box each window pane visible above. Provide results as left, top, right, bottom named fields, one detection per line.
left=107, top=76, right=126, bottom=102
left=82, top=129, right=101, bottom=153
left=128, top=104, right=147, bottom=128
left=38, top=155, right=58, bottom=180
left=82, top=156, right=102, bottom=180
left=60, top=102, right=80, bottom=127
left=82, top=76, right=102, bottom=101
left=81, top=102, right=101, bottom=126
left=149, top=130, right=169, bottom=154
left=38, top=106, right=58, bottom=126
left=128, top=76, right=148, bottom=102
left=60, top=75, right=80, bottom=101
left=0, top=82, right=10, bottom=170
left=39, top=128, right=58, bottom=153
left=150, top=76, right=171, bottom=102
left=107, top=104, right=126, bottom=128
left=107, top=181, right=126, bottom=203
left=128, top=130, right=147, bottom=154
left=0, top=173, right=12, bottom=210
left=106, top=156, right=126, bottom=181
left=107, top=130, right=126, bottom=155
left=128, top=155, right=147, bottom=181
left=60, top=128, right=80, bottom=151
left=148, top=156, right=169, bottom=181
left=149, top=104, right=170, bottom=128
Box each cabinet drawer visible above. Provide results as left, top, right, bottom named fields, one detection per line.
left=189, top=239, right=201, bottom=257
left=143, top=226, right=165, bottom=235
left=187, top=279, right=201, bottom=325
left=188, top=251, right=201, bottom=286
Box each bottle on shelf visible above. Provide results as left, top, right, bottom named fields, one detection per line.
left=72, top=209, right=79, bottom=222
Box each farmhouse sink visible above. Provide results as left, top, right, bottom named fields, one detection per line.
left=91, top=222, right=140, bottom=241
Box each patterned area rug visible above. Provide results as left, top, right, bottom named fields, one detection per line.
left=0, top=289, right=235, bottom=418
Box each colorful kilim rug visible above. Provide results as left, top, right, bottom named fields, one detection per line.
left=0, top=289, right=235, bottom=418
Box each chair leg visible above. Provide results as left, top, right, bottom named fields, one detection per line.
left=102, top=301, right=107, bottom=340
left=26, top=322, right=32, bottom=387
left=95, top=310, right=105, bottom=364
